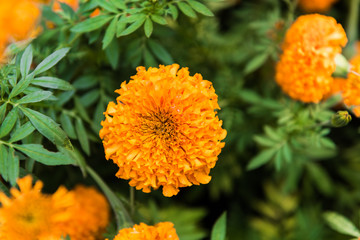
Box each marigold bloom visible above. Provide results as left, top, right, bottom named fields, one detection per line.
left=111, top=222, right=179, bottom=240
left=58, top=185, right=110, bottom=240
left=0, top=175, right=74, bottom=240
left=276, top=14, right=347, bottom=103
left=100, top=64, right=226, bottom=197
left=298, top=0, right=338, bottom=12
left=90, top=8, right=101, bottom=18
left=342, top=55, right=360, bottom=117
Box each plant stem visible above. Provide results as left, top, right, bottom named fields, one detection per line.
left=344, top=0, right=360, bottom=58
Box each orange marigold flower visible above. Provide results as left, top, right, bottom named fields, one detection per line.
left=58, top=185, right=110, bottom=240
left=90, top=8, right=101, bottom=18
left=0, top=175, right=74, bottom=240
left=52, top=0, right=79, bottom=12
left=343, top=55, right=360, bottom=117
left=298, top=0, right=338, bottom=12
left=99, top=64, right=227, bottom=197
left=110, top=222, right=179, bottom=240
left=276, top=14, right=347, bottom=103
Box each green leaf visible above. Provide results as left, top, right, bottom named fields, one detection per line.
left=324, top=212, right=360, bottom=237
left=13, top=144, right=75, bottom=165
left=96, top=0, right=118, bottom=13
left=20, top=44, right=33, bottom=78
left=7, top=147, right=19, bottom=186
left=105, top=39, right=120, bottom=69
left=150, top=14, right=167, bottom=25
left=148, top=39, right=173, bottom=64
left=0, top=144, right=9, bottom=181
left=247, top=148, right=278, bottom=170
left=0, top=107, right=19, bottom=138
left=110, top=0, right=126, bottom=9
left=119, top=17, right=146, bottom=36
left=60, top=112, right=77, bottom=139
left=187, top=0, right=214, bottom=16
left=34, top=48, right=70, bottom=75
left=144, top=48, right=157, bottom=67
left=0, top=179, right=9, bottom=196
left=75, top=118, right=90, bottom=155
left=79, top=89, right=100, bottom=107
left=32, top=77, right=74, bottom=90
left=244, top=52, right=269, bottom=74
left=253, top=135, right=276, bottom=147
left=9, top=73, right=34, bottom=99
left=177, top=2, right=197, bottom=18
left=102, top=16, right=118, bottom=49
left=168, top=4, right=178, bottom=20
left=20, top=106, right=71, bottom=148
left=58, top=146, right=87, bottom=176
left=72, top=75, right=97, bottom=90
left=15, top=91, right=52, bottom=104
left=74, top=97, right=91, bottom=122
left=9, top=121, right=35, bottom=143
left=71, top=15, right=113, bottom=33
left=116, top=16, right=127, bottom=37
left=144, top=18, right=153, bottom=38
left=211, top=212, right=227, bottom=240
left=0, top=103, right=8, bottom=123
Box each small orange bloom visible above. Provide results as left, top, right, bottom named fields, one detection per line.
left=298, top=0, right=338, bottom=12
left=111, top=222, right=179, bottom=240
left=52, top=0, right=79, bottom=12
left=90, top=8, right=101, bottom=18
left=100, top=64, right=226, bottom=197
left=276, top=14, right=347, bottom=103
left=0, top=175, right=74, bottom=240
left=58, top=185, right=110, bottom=240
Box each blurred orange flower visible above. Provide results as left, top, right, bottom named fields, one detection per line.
left=276, top=14, right=347, bottom=103
left=0, top=175, right=74, bottom=240
left=342, top=55, right=360, bottom=117
left=298, top=0, right=338, bottom=12
left=110, top=222, right=179, bottom=240
left=100, top=64, right=227, bottom=197
left=58, top=185, right=110, bottom=240
left=52, top=0, right=79, bottom=12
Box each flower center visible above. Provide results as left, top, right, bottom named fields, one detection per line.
left=139, top=110, right=178, bottom=143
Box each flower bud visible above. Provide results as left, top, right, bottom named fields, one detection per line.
left=331, top=110, right=351, bottom=127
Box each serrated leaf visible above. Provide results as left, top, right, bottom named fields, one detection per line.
left=324, top=212, right=360, bottom=237
left=7, top=147, right=19, bottom=186
left=119, top=16, right=146, bottom=36
left=60, top=112, right=77, bottom=139
left=75, top=118, right=90, bottom=155
left=0, top=107, right=19, bottom=138
left=0, top=103, right=8, bottom=123
left=102, top=16, right=118, bottom=49
left=13, top=144, right=75, bottom=165
left=168, top=4, right=178, bottom=20
left=32, top=76, right=74, bottom=90
left=187, top=0, right=214, bottom=16
left=247, top=148, right=278, bottom=170
left=150, top=14, right=167, bottom=25
left=9, top=121, right=35, bottom=143
left=211, top=212, right=227, bottom=240
left=144, top=18, right=153, bottom=38
left=0, top=144, right=9, bottom=181
left=177, top=2, right=197, bottom=18
left=20, top=44, right=33, bottom=78
left=20, top=106, right=71, bottom=148
left=34, top=48, right=70, bottom=75
left=9, top=73, right=34, bottom=99
left=71, top=15, right=113, bottom=33
left=148, top=39, right=173, bottom=64
left=15, top=91, right=52, bottom=104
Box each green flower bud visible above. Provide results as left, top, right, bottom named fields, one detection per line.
left=331, top=111, right=352, bottom=127
left=333, top=54, right=350, bottom=78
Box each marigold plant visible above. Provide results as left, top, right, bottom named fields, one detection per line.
left=99, top=64, right=227, bottom=197
left=298, top=0, right=338, bottom=12
left=58, top=185, right=110, bottom=240
left=276, top=14, right=347, bottom=103
left=109, top=222, right=179, bottom=240
left=342, top=55, right=360, bottom=116
left=0, top=175, right=74, bottom=240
